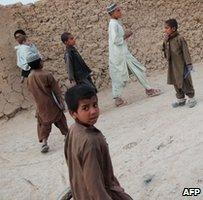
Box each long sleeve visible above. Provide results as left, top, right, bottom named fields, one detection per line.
left=82, top=143, right=112, bottom=200
left=16, top=46, right=30, bottom=71
left=64, top=51, right=75, bottom=81
left=162, top=42, right=167, bottom=59
left=180, top=37, right=192, bottom=66
left=110, top=23, right=124, bottom=46
left=48, top=73, right=64, bottom=109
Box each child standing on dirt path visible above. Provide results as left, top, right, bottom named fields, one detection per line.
left=163, top=19, right=197, bottom=108
left=26, top=48, right=69, bottom=153
left=107, top=3, right=161, bottom=107
left=64, top=84, right=133, bottom=200
left=61, top=32, right=97, bottom=92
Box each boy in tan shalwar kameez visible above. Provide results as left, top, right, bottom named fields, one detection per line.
left=163, top=18, right=197, bottom=108
left=26, top=50, right=69, bottom=153
left=64, top=85, right=133, bottom=200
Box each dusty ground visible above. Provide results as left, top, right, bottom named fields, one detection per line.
left=0, top=63, right=203, bottom=200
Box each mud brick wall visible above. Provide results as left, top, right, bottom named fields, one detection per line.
left=0, top=0, right=202, bottom=118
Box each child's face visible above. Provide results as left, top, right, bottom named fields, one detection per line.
left=66, top=35, right=76, bottom=46
left=15, top=34, right=26, bottom=44
left=164, top=24, right=175, bottom=36
left=111, top=7, right=122, bottom=19
left=72, top=96, right=99, bottom=126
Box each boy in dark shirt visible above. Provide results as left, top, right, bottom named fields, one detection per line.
left=64, top=85, right=132, bottom=200
left=61, top=32, right=97, bottom=92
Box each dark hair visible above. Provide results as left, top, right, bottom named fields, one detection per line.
left=27, top=58, right=42, bottom=69
left=165, top=19, right=178, bottom=30
left=61, top=32, right=72, bottom=43
left=65, top=85, right=97, bottom=112
left=14, top=29, right=26, bottom=37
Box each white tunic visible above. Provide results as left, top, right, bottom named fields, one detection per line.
left=108, top=19, right=150, bottom=97
left=15, top=43, right=39, bottom=71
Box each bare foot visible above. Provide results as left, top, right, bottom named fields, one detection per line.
left=146, top=89, right=161, bottom=97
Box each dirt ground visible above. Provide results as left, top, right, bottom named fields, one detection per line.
left=0, top=63, right=203, bottom=200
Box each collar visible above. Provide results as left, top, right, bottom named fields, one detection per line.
left=75, top=121, right=100, bottom=133
left=168, top=31, right=179, bottom=41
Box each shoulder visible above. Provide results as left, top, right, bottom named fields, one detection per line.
left=177, top=34, right=187, bottom=42
left=15, top=44, right=29, bottom=53
left=65, top=47, right=74, bottom=57
left=34, top=70, right=52, bottom=78
left=70, top=124, right=102, bottom=142
left=39, top=69, right=52, bottom=76
left=109, top=19, right=119, bottom=27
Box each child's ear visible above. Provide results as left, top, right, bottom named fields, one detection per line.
left=70, top=111, right=77, bottom=120
left=172, top=27, right=176, bottom=32
left=64, top=40, right=68, bottom=45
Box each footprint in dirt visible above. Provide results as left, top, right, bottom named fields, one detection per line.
left=122, top=142, right=138, bottom=150
left=156, top=136, right=174, bottom=150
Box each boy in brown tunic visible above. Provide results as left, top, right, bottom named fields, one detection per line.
left=64, top=85, right=133, bottom=200
left=27, top=51, right=69, bottom=153
left=163, top=19, right=197, bottom=108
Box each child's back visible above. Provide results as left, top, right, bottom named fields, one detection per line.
left=64, top=46, right=91, bottom=82
left=26, top=50, right=68, bottom=153
left=65, top=122, right=132, bottom=200
left=28, top=69, right=63, bottom=123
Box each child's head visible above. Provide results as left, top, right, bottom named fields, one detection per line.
left=14, top=29, right=27, bottom=44
left=107, top=3, right=122, bottom=19
left=164, top=19, right=178, bottom=35
left=65, top=85, right=99, bottom=126
left=61, top=32, right=76, bottom=46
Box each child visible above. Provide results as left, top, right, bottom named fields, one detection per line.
left=107, top=3, right=161, bottom=107
left=64, top=85, right=133, bottom=200
left=26, top=49, right=69, bottom=153
left=61, top=32, right=97, bottom=92
left=14, top=29, right=39, bottom=83
left=163, top=19, right=197, bottom=108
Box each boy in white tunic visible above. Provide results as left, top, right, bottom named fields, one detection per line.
left=107, top=3, right=161, bottom=106
left=14, top=29, right=39, bottom=83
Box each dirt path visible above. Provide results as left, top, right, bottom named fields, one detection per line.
left=0, top=63, right=203, bottom=200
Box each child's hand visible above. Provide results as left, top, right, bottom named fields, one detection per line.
left=187, top=64, right=193, bottom=71
left=124, top=31, right=133, bottom=39
left=70, top=80, right=76, bottom=87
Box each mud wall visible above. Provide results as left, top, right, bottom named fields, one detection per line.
left=0, top=0, right=202, bottom=118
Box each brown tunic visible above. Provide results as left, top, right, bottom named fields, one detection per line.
left=27, top=69, right=63, bottom=124
left=163, top=32, right=192, bottom=88
left=64, top=122, right=133, bottom=200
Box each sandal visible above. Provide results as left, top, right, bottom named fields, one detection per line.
left=41, top=144, right=49, bottom=153
left=146, top=89, right=161, bottom=97
left=115, top=98, right=127, bottom=107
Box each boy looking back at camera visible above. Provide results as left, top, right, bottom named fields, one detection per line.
left=64, top=85, right=132, bottom=200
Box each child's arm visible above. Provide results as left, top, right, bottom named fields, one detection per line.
left=48, top=73, right=65, bottom=110
left=180, top=37, right=192, bottom=67
left=64, top=52, right=75, bottom=84
left=110, top=23, right=124, bottom=46
left=162, top=42, right=167, bottom=59
left=82, top=143, right=112, bottom=200
left=17, top=47, right=30, bottom=70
